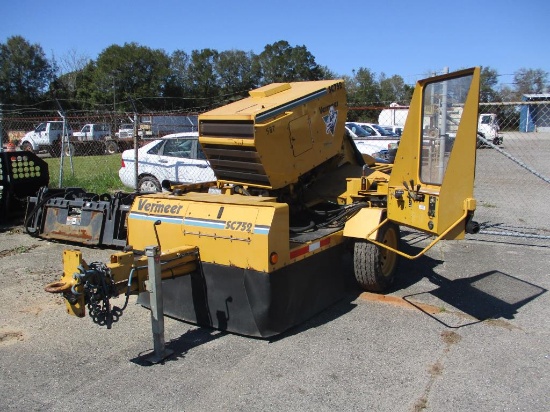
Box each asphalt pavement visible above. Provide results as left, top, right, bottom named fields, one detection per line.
left=0, top=222, right=548, bottom=411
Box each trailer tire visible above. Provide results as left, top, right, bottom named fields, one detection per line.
left=138, top=176, right=161, bottom=192
left=105, top=141, right=118, bottom=154
left=353, top=222, right=400, bottom=292
left=47, top=141, right=62, bottom=157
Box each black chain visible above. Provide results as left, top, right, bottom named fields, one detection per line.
left=77, top=262, right=123, bottom=329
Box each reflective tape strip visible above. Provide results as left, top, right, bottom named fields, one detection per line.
left=290, top=237, right=331, bottom=259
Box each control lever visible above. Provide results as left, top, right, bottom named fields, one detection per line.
left=402, top=180, right=423, bottom=201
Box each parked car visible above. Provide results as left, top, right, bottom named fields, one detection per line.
left=345, top=122, right=400, bottom=156
left=355, top=122, right=399, bottom=138
left=118, top=132, right=216, bottom=192
left=345, top=122, right=372, bottom=138
left=380, top=125, right=403, bottom=136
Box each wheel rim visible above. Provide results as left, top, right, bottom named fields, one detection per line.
left=380, top=227, right=398, bottom=277
left=140, top=180, right=159, bottom=192
left=106, top=142, right=117, bottom=154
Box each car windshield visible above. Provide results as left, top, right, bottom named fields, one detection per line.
left=347, top=123, right=372, bottom=137
left=371, top=124, right=395, bottom=136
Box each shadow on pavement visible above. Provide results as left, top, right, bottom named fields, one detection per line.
left=130, top=327, right=228, bottom=366
left=404, top=271, right=547, bottom=328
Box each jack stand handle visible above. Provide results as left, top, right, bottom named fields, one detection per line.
left=144, top=245, right=173, bottom=364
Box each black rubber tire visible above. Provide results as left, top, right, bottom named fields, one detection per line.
left=64, top=143, right=76, bottom=157
left=20, top=142, right=34, bottom=153
left=353, top=222, right=400, bottom=292
left=476, top=139, right=482, bottom=149
left=138, top=176, right=161, bottom=192
left=48, top=142, right=61, bottom=157
left=105, top=141, right=118, bottom=154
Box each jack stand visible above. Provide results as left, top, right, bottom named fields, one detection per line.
left=143, top=245, right=173, bottom=364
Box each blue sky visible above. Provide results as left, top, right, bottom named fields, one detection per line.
left=2, top=0, right=549, bottom=87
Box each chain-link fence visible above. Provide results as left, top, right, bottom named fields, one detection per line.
left=0, top=111, right=202, bottom=194
left=2, top=100, right=549, bottom=242
left=473, top=100, right=550, bottom=243
left=352, top=98, right=550, bottom=243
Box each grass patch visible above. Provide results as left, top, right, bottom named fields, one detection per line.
left=45, top=154, right=128, bottom=194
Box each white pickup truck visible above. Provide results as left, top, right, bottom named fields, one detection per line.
left=20, top=121, right=72, bottom=156
left=73, top=123, right=111, bottom=141
left=477, top=113, right=503, bottom=147
left=20, top=122, right=118, bottom=156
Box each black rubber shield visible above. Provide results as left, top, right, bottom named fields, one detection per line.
left=137, top=243, right=349, bottom=338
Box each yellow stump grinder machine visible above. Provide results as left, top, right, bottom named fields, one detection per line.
left=46, top=68, right=481, bottom=339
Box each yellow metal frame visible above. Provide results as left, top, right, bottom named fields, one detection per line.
left=387, top=67, right=480, bottom=239
left=342, top=68, right=480, bottom=256
left=45, top=246, right=199, bottom=317
left=364, top=204, right=473, bottom=260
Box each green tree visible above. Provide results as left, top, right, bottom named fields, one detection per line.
left=80, top=43, right=171, bottom=111
left=354, top=68, right=380, bottom=105
left=318, top=65, right=339, bottom=80
left=513, top=68, right=548, bottom=95
left=0, top=35, right=53, bottom=105
left=74, top=61, right=98, bottom=108
left=187, top=48, right=220, bottom=109
left=214, top=49, right=261, bottom=102
left=379, top=73, right=413, bottom=105
left=495, top=85, right=519, bottom=130
left=258, top=41, right=322, bottom=84
left=165, top=50, right=194, bottom=110
left=346, top=68, right=385, bottom=122
left=47, top=50, right=93, bottom=110
left=479, top=66, right=499, bottom=102
left=53, top=49, right=91, bottom=98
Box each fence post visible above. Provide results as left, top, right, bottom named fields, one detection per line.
left=133, top=112, right=139, bottom=191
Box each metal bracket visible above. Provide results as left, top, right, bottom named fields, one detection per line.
left=366, top=209, right=469, bottom=260
left=143, top=245, right=173, bottom=364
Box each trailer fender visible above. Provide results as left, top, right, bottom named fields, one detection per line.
left=343, top=208, right=385, bottom=240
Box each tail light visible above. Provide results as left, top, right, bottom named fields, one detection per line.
left=121, top=158, right=125, bottom=168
